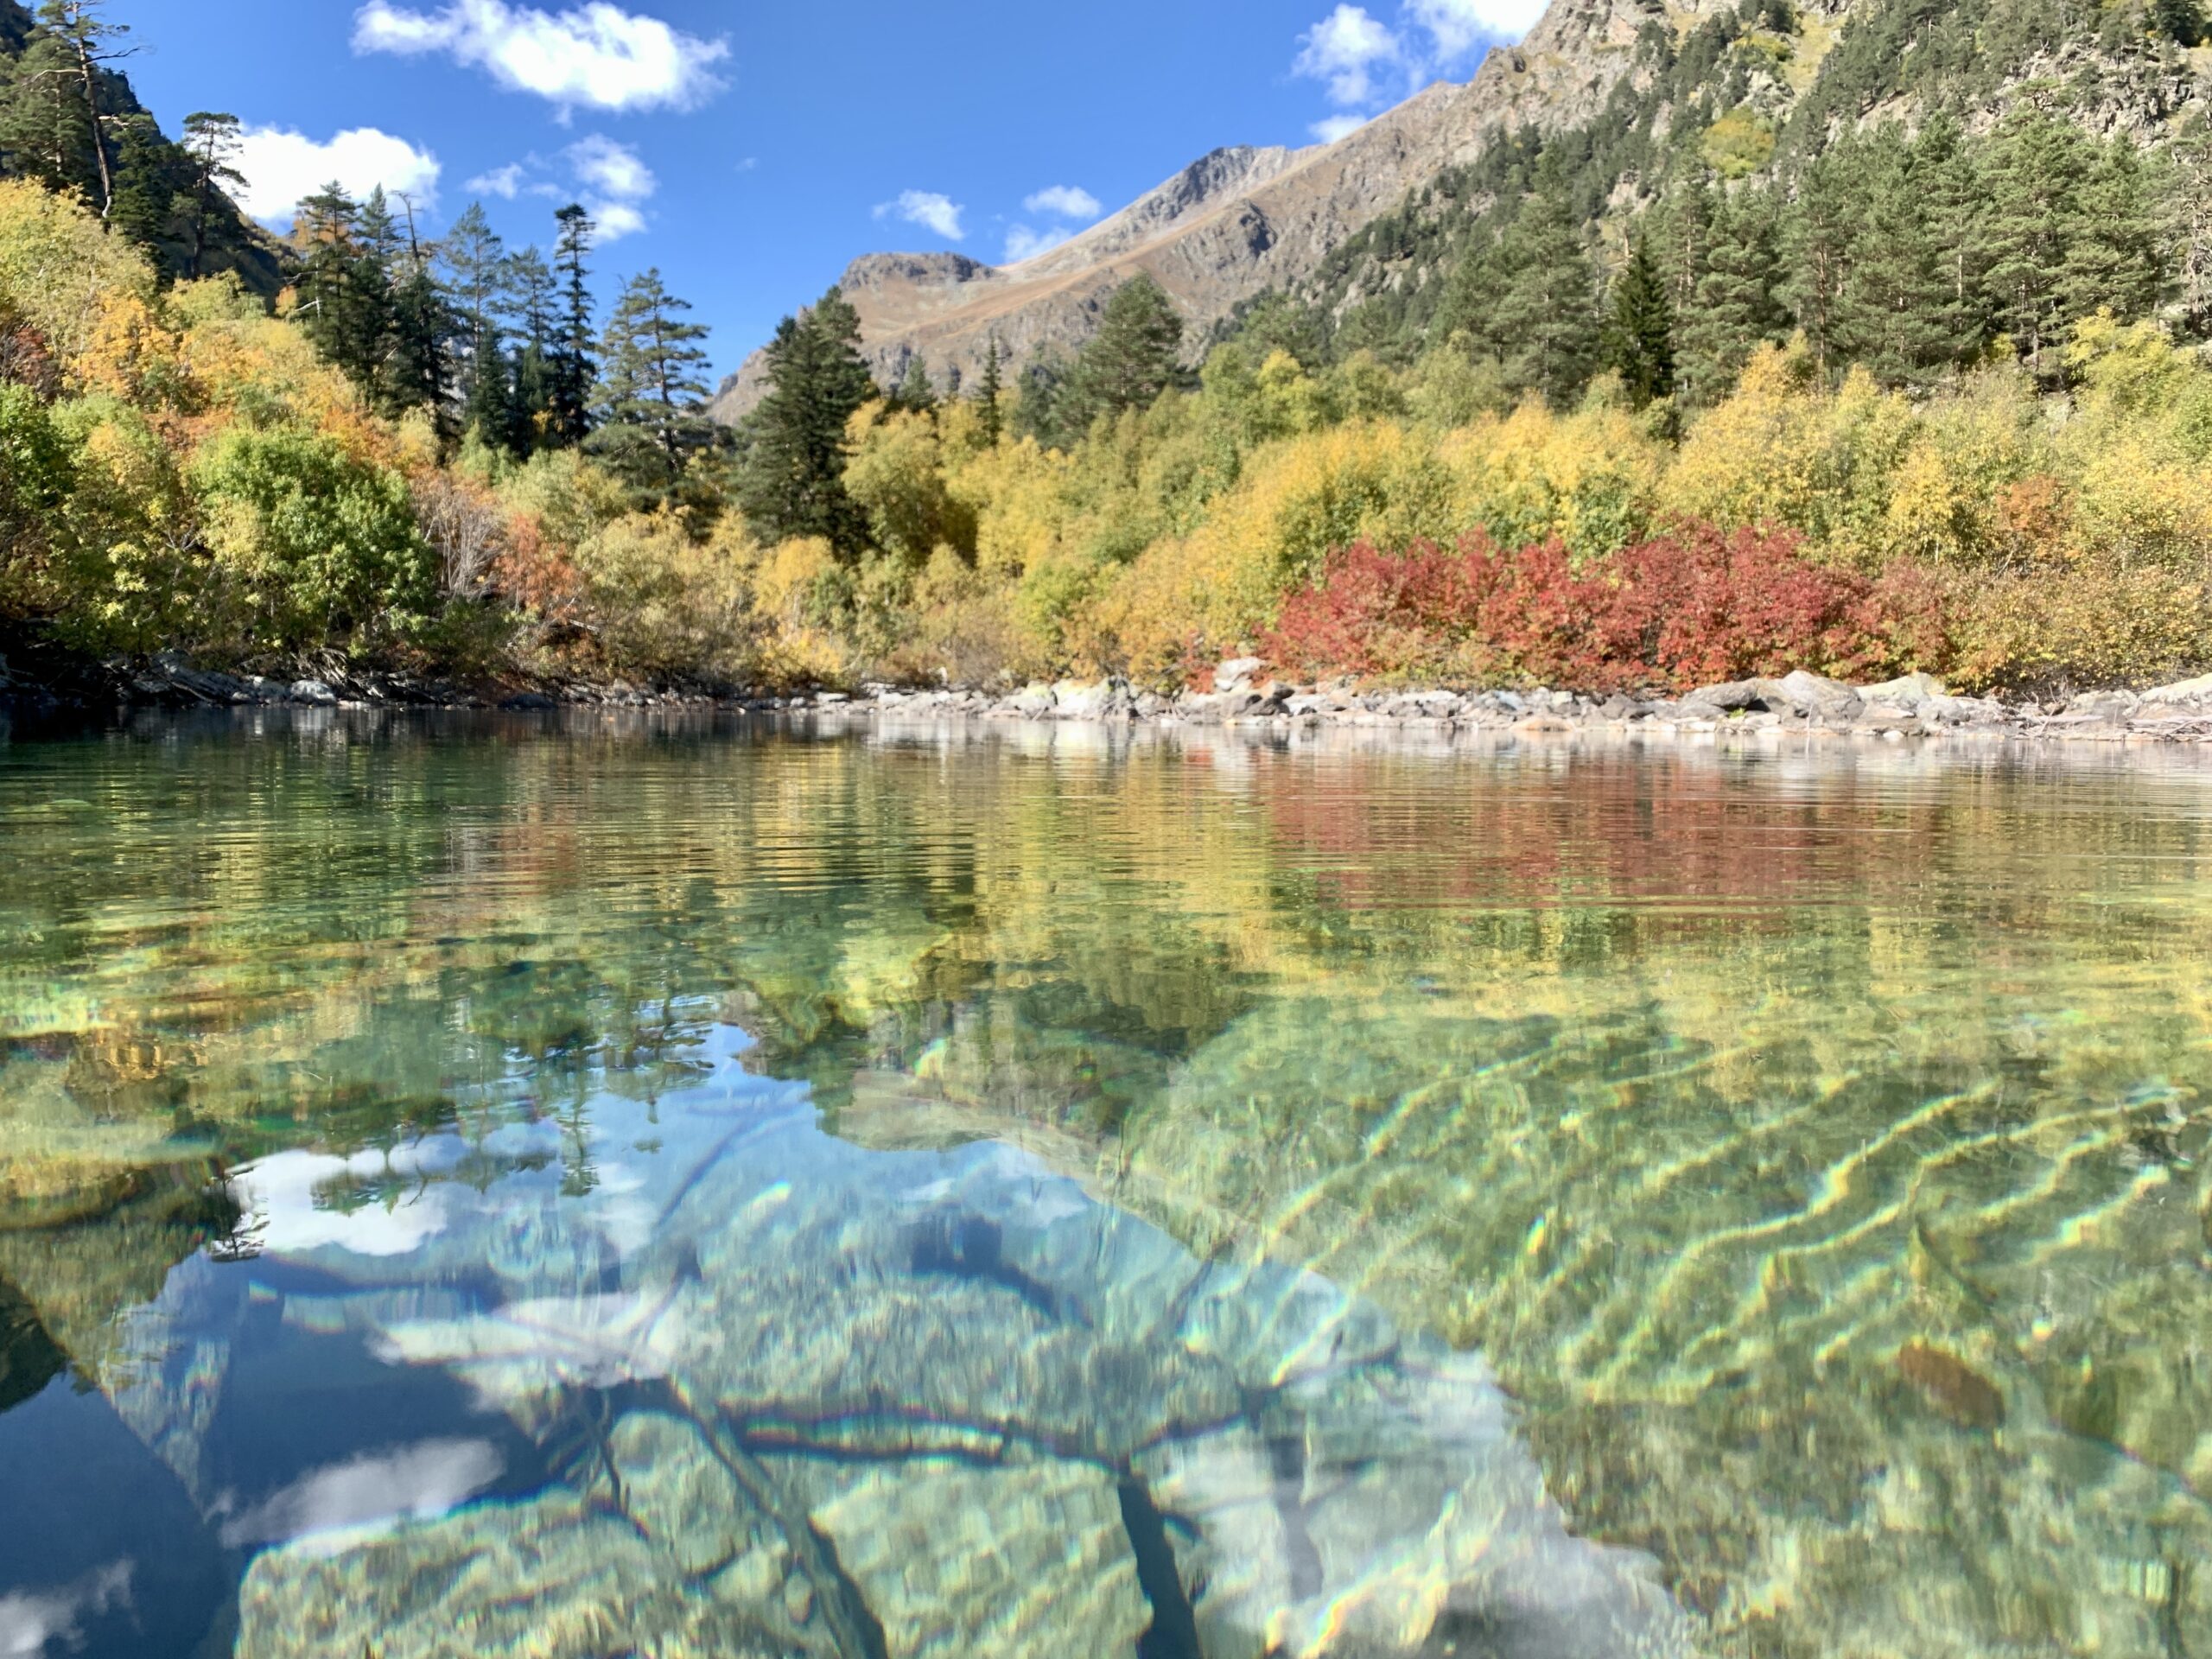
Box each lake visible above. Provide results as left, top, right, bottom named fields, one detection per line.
left=2, top=711, right=2209, bottom=1659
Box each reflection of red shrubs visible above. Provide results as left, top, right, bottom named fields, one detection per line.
left=1264, top=524, right=1949, bottom=693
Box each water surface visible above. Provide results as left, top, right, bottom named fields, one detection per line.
left=3, top=712, right=2209, bottom=1658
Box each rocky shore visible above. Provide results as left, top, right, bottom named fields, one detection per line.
left=30, top=646, right=2212, bottom=746
left=841, top=660, right=2212, bottom=747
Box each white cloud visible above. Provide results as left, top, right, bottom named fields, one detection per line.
left=1406, top=0, right=1544, bottom=56
left=566, top=132, right=653, bottom=200
left=1294, top=4, right=1405, bottom=106
left=219, top=1440, right=503, bottom=1554
left=232, top=126, right=442, bottom=226
left=0, top=1565, right=133, bottom=1659
left=593, top=201, right=648, bottom=240
left=874, top=189, right=964, bottom=241
left=1311, top=113, right=1372, bottom=143
left=466, top=161, right=525, bottom=199
left=1023, top=184, right=1103, bottom=221
left=1002, top=224, right=1073, bottom=264
left=352, top=0, right=728, bottom=115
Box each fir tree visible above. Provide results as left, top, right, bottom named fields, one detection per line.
left=1600, top=233, right=1675, bottom=408
left=293, top=184, right=391, bottom=391
left=32, top=0, right=130, bottom=218
left=440, top=204, right=512, bottom=444
left=1783, top=147, right=1860, bottom=378
left=893, top=353, right=937, bottom=413
left=2057, top=137, right=2165, bottom=330
left=505, top=246, right=559, bottom=449
left=549, top=203, right=596, bottom=446
left=588, top=267, right=716, bottom=498
left=976, top=337, right=1005, bottom=445
left=383, top=194, right=452, bottom=427
left=737, top=286, right=876, bottom=556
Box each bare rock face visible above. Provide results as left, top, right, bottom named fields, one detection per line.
left=710, top=0, right=1672, bottom=423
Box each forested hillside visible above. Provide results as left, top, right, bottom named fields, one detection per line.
left=4, top=0, right=2212, bottom=703
left=0, top=0, right=278, bottom=291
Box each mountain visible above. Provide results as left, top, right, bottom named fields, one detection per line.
left=711, top=0, right=1666, bottom=421
left=0, top=0, right=283, bottom=294
left=715, top=0, right=2212, bottom=422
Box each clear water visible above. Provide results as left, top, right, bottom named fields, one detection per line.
left=3, top=712, right=2210, bottom=1659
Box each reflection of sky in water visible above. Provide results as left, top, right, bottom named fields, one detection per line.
left=1, top=1024, right=1688, bottom=1659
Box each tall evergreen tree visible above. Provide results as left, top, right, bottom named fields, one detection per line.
left=383, top=194, right=452, bottom=427
left=1600, top=233, right=1676, bottom=408
left=1484, top=166, right=1602, bottom=407
left=178, top=111, right=245, bottom=279
left=549, top=203, right=596, bottom=446
left=1056, top=273, right=1185, bottom=435
left=893, top=353, right=937, bottom=413
left=31, top=0, right=130, bottom=218
left=1979, top=109, right=2089, bottom=382
left=0, top=22, right=100, bottom=200
left=1678, top=188, right=1786, bottom=403
left=588, top=267, right=716, bottom=497
left=1831, top=129, right=1956, bottom=385
left=976, top=337, right=1005, bottom=445
left=1783, top=147, right=1861, bottom=378
left=292, top=184, right=391, bottom=391
left=738, top=285, right=876, bottom=556
left=2057, top=137, right=2165, bottom=329
left=440, top=204, right=512, bottom=442
left=505, top=246, right=559, bottom=449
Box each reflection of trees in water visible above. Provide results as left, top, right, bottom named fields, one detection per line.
left=5, top=720, right=2212, bottom=1653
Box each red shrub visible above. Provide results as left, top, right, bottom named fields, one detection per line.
left=1264, top=524, right=1949, bottom=692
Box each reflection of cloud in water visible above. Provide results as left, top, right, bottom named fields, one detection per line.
left=374, top=1291, right=695, bottom=1405
left=0, top=1562, right=132, bottom=1656
left=218, top=1440, right=503, bottom=1554
left=231, top=1142, right=466, bottom=1258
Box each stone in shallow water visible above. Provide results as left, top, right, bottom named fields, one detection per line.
left=234, top=1489, right=795, bottom=1658
left=807, top=1455, right=1151, bottom=1659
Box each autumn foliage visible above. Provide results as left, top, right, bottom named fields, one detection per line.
left=1265, top=525, right=1948, bottom=692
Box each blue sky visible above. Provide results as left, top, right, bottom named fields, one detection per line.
left=119, top=0, right=1543, bottom=381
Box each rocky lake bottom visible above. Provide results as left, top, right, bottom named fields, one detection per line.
left=2, top=715, right=2210, bottom=1657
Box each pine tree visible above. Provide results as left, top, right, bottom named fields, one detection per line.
left=588, top=267, right=716, bottom=498
left=1056, top=273, right=1184, bottom=436
left=32, top=0, right=130, bottom=218
left=1484, top=165, right=1602, bottom=407
left=549, top=203, right=596, bottom=446
left=0, top=25, right=99, bottom=200
left=106, top=110, right=171, bottom=257
left=1782, top=147, right=1862, bottom=378
left=737, top=286, right=876, bottom=555
left=1979, top=109, right=2089, bottom=382
left=1912, top=116, right=1990, bottom=366
left=1678, top=188, right=1786, bottom=403
left=178, top=111, right=245, bottom=280
left=976, top=337, right=1005, bottom=445
left=1600, top=232, right=1675, bottom=408
left=293, top=184, right=391, bottom=391
left=2058, top=137, right=2165, bottom=330
left=1831, top=129, right=1955, bottom=386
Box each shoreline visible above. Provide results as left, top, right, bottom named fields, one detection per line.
left=12, top=651, right=2212, bottom=747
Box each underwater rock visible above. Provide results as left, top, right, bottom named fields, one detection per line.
left=1897, top=1342, right=2006, bottom=1430
left=808, top=1455, right=1151, bottom=1659
left=234, top=1489, right=799, bottom=1658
